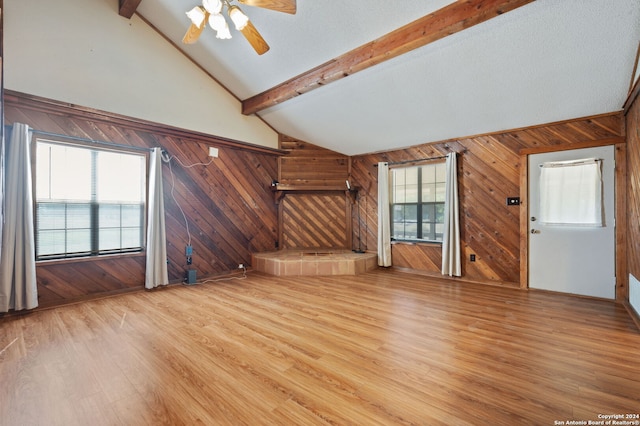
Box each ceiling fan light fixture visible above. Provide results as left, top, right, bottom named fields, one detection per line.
left=183, top=0, right=294, bottom=53
left=209, top=13, right=226, bottom=31
left=186, top=6, right=207, bottom=28
left=217, top=24, right=232, bottom=39
left=216, top=27, right=232, bottom=39
left=208, top=12, right=232, bottom=39
left=228, top=5, right=249, bottom=31
left=202, top=0, right=223, bottom=15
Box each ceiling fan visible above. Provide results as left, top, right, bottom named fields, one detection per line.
left=183, top=0, right=296, bottom=55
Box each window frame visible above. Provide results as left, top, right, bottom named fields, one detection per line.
left=390, top=161, right=446, bottom=244
left=32, top=137, right=149, bottom=261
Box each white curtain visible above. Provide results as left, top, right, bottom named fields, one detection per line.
left=0, top=123, right=38, bottom=312
left=145, top=147, right=169, bottom=289
left=377, top=162, right=392, bottom=267
left=0, top=125, right=4, bottom=259
left=441, top=152, right=461, bottom=277
left=539, top=158, right=602, bottom=226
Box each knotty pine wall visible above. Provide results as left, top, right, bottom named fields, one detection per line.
left=627, top=89, right=640, bottom=287
left=3, top=89, right=634, bottom=306
left=4, top=90, right=280, bottom=307
left=278, top=135, right=349, bottom=188
left=280, top=194, right=348, bottom=249
left=350, top=113, right=626, bottom=288
left=276, top=114, right=626, bottom=289
left=276, top=136, right=352, bottom=249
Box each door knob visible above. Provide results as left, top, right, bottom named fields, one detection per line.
left=531, top=229, right=540, bottom=234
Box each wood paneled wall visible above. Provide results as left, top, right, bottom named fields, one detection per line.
left=276, top=135, right=351, bottom=249
left=627, top=93, right=640, bottom=283
left=278, top=135, right=349, bottom=187
left=281, top=194, right=348, bottom=249
left=3, top=89, right=632, bottom=305
left=3, top=90, right=280, bottom=307
left=351, top=113, right=625, bottom=287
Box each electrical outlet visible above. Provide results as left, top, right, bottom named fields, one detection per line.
left=238, top=263, right=244, bottom=269
left=470, top=254, right=476, bottom=262
left=506, top=197, right=520, bottom=206
left=208, top=147, right=219, bottom=158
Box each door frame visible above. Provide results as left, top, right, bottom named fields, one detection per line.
left=518, top=138, right=628, bottom=301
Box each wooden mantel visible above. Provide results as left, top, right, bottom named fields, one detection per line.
left=271, top=185, right=358, bottom=204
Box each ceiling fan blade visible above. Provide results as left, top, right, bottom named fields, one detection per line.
left=237, top=0, right=296, bottom=14
left=182, top=23, right=204, bottom=44
left=240, top=20, right=270, bottom=55
left=182, top=11, right=210, bottom=44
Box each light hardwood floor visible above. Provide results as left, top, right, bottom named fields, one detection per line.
left=1, top=269, right=639, bottom=425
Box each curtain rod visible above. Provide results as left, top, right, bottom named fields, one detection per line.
left=539, top=158, right=601, bottom=168
left=6, top=125, right=153, bottom=153
left=387, top=155, right=447, bottom=165
left=374, top=151, right=464, bottom=167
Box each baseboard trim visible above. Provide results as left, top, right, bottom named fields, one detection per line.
left=391, top=266, right=520, bottom=289
left=623, top=301, right=640, bottom=331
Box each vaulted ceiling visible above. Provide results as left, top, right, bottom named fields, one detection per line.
left=126, top=0, right=639, bottom=155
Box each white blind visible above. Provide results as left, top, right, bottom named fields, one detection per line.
left=539, top=158, right=603, bottom=226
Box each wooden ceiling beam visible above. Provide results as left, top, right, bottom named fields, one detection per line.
left=242, top=0, right=535, bottom=116
left=119, top=0, right=143, bottom=19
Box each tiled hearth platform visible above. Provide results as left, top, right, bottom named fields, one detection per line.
left=252, top=249, right=378, bottom=276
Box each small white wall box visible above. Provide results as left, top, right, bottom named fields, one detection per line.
left=208, top=147, right=219, bottom=158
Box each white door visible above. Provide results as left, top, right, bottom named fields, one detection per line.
left=528, top=146, right=615, bottom=299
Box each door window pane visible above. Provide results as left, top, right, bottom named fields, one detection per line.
left=539, top=159, right=603, bottom=226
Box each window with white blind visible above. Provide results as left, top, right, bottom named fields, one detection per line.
left=390, top=162, right=446, bottom=243
left=35, top=140, right=146, bottom=260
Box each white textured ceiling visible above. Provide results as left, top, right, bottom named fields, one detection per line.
left=138, top=0, right=640, bottom=155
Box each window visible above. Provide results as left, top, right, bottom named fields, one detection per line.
left=35, top=140, right=146, bottom=260
left=539, top=158, right=603, bottom=226
left=391, top=162, right=445, bottom=243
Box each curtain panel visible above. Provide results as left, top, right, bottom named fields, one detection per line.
left=377, top=162, right=392, bottom=267
left=441, top=152, right=461, bottom=277
left=0, top=123, right=38, bottom=312
left=145, top=147, right=169, bottom=289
